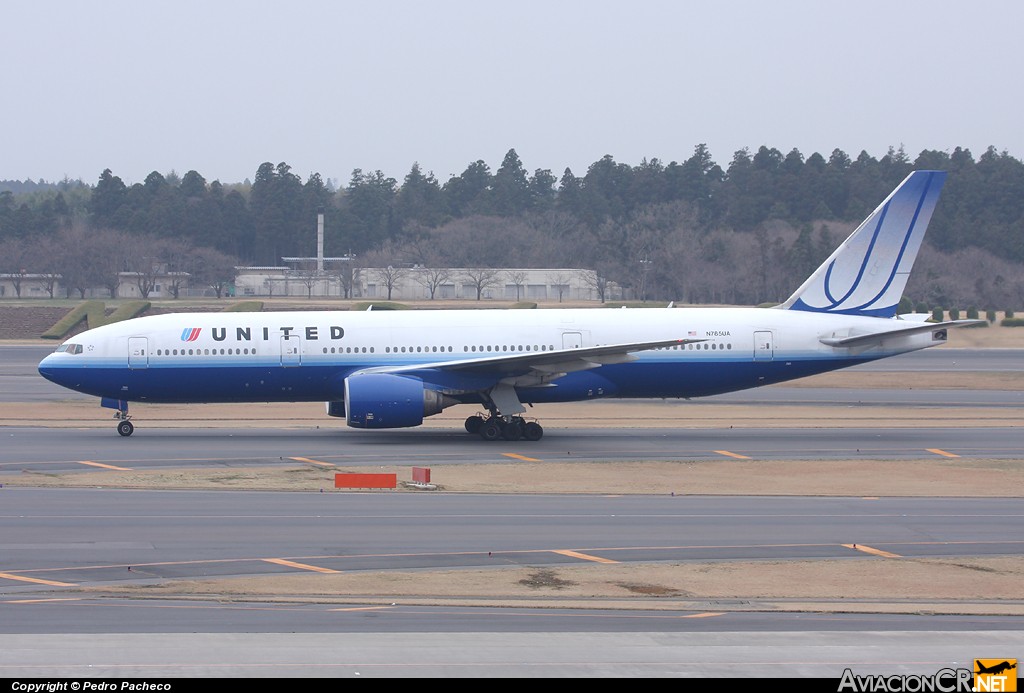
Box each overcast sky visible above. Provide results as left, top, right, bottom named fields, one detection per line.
left=3, top=1, right=1021, bottom=187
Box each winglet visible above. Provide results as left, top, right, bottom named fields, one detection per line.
left=778, top=170, right=947, bottom=318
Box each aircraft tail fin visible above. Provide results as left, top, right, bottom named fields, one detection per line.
left=778, top=170, right=947, bottom=318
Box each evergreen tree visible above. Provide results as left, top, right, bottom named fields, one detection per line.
left=89, top=169, right=127, bottom=226
left=491, top=148, right=531, bottom=216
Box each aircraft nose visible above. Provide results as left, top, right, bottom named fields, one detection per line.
left=38, top=353, right=60, bottom=383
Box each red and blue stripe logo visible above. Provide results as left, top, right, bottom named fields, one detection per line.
left=180, top=328, right=202, bottom=342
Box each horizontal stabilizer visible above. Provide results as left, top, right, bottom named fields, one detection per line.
left=820, top=319, right=986, bottom=348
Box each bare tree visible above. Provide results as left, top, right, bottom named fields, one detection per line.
left=505, top=270, right=527, bottom=301
left=35, top=237, right=63, bottom=298
left=461, top=267, right=501, bottom=300
left=290, top=259, right=321, bottom=299
left=191, top=247, right=239, bottom=299
left=296, top=270, right=320, bottom=298
left=360, top=242, right=409, bottom=301
left=159, top=238, right=195, bottom=299
left=336, top=260, right=362, bottom=299
left=371, top=265, right=407, bottom=300
left=413, top=266, right=453, bottom=299
left=0, top=238, right=31, bottom=298
left=547, top=271, right=572, bottom=303
left=582, top=266, right=613, bottom=304
left=90, top=229, right=133, bottom=298
left=123, top=236, right=163, bottom=298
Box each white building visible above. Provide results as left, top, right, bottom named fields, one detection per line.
left=232, top=265, right=609, bottom=302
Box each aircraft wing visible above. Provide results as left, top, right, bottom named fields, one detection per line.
left=819, top=319, right=986, bottom=348
left=352, top=337, right=707, bottom=393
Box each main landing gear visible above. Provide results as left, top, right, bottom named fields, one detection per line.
left=464, top=413, right=544, bottom=441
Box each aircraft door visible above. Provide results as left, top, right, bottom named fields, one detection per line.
left=128, top=337, right=149, bottom=369
left=754, top=330, right=774, bottom=361
left=562, top=332, right=583, bottom=349
left=281, top=334, right=301, bottom=366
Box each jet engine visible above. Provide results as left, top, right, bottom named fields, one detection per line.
left=333, top=372, right=456, bottom=429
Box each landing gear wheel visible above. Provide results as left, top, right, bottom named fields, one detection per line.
left=465, top=415, right=484, bottom=434
left=479, top=419, right=503, bottom=441
left=501, top=419, right=522, bottom=441
left=117, top=420, right=134, bottom=437
left=522, top=421, right=544, bottom=441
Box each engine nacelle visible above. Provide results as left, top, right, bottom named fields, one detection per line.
left=342, top=373, right=454, bottom=429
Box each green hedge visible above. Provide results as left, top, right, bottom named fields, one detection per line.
left=41, top=301, right=151, bottom=339
left=221, top=301, right=264, bottom=312
left=509, top=302, right=537, bottom=309
left=1001, top=317, right=1024, bottom=327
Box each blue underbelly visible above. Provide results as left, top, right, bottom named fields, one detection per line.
left=42, top=355, right=867, bottom=404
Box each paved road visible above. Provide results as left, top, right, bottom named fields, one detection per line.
left=4, top=490, right=1021, bottom=588
left=2, top=489, right=1022, bottom=677
left=2, top=425, right=1023, bottom=474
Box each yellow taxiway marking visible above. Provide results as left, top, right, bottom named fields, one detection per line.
left=289, top=456, right=335, bottom=467
left=926, top=448, right=960, bottom=458
left=329, top=606, right=394, bottom=612
left=503, top=453, right=542, bottom=462
left=682, top=612, right=726, bottom=619
left=262, top=558, right=340, bottom=573
left=843, top=544, right=902, bottom=558
left=552, top=550, right=619, bottom=564
left=0, top=573, right=77, bottom=587
left=78, top=460, right=133, bottom=471
left=714, top=450, right=751, bottom=459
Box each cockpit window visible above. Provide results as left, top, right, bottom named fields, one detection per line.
left=56, top=343, right=83, bottom=355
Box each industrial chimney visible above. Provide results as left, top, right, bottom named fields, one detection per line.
left=317, top=206, right=325, bottom=273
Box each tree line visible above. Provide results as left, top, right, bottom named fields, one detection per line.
left=1, top=144, right=1022, bottom=309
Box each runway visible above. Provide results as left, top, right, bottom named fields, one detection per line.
left=1, top=344, right=1022, bottom=677
left=2, top=488, right=1023, bottom=677
left=2, top=425, right=1023, bottom=474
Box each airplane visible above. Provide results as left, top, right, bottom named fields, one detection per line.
left=38, top=169, right=982, bottom=441
left=975, top=661, right=1016, bottom=676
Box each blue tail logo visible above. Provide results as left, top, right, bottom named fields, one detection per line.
left=780, top=170, right=946, bottom=318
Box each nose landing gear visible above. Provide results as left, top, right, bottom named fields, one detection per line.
left=102, top=398, right=135, bottom=437
left=114, top=407, right=134, bottom=437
